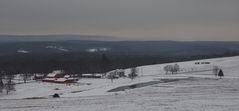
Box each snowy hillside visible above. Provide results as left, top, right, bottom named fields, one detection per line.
left=1, top=56, right=239, bottom=111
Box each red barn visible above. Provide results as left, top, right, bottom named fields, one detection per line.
left=42, top=70, right=78, bottom=84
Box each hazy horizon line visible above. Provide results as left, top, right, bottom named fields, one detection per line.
left=0, top=34, right=238, bottom=42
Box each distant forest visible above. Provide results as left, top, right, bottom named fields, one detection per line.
left=0, top=40, right=239, bottom=74
left=0, top=51, right=238, bottom=74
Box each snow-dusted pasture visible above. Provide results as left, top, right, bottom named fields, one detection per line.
left=1, top=56, right=239, bottom=111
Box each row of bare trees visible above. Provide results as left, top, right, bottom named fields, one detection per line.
left=107, top=67, right=138, bottom=82
left=0, top=72, right=15, bottom=94
left=163, top=64, right=224, bottom=78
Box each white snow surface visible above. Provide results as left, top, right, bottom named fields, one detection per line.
left=1, top=56, right=239, bottom=111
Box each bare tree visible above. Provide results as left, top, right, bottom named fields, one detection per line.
left=164, top=65, right=170, bottom=74
left=213, top=66, right=219, bottom=77
left=5, top=73, right=15, bottom=94
left=108, top=72, right=116, bottom=83
left=167, top=65, right=174, bottom=74
left=21, top=73, right=32, bottom=83
left=0, top=71, right=4, bottom=93
left=129, top=67, right=138, bottom=80
left=165, top=64, right=180, bottom=74
left=173, top=64, right=180, bottom=74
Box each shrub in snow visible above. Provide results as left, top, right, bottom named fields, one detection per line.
left=53, top=93, right=60, bottom=98
left=54, top=88, right=60, bottom=90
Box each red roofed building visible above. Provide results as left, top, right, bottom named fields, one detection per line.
left=42, top=70, right=78, bottom=84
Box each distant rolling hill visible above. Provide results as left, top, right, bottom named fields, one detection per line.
left=1, top=35, right=239, bottom=73
left=0, top=39, right=239, bottom=57
left=0, top=35, right=119, bottom=42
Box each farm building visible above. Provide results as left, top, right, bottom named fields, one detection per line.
left=42, top=70, right=78, bottom=84
left=33, top=74, right=46, bottom=80
left=80, top=74, right=102, bottom=78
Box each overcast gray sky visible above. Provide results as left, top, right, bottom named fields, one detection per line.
left=0, top=0, right=239, bottom=41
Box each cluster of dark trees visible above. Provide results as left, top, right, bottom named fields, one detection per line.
left=164, top=64, right=180, bottom=74
left=107, top=67, right=138, bottom=82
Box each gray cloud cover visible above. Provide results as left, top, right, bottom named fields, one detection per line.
left=0, top=0, right=239, bottom=41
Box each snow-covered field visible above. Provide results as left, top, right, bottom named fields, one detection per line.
left=1, top=56, right=239, bottom=111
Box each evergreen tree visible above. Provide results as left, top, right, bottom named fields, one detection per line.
left=218, top=69, right=224, bottom=79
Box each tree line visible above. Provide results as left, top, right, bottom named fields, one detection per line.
left=0, top=51, right=238, bottom=75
